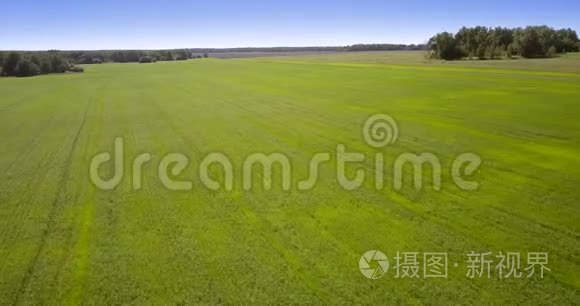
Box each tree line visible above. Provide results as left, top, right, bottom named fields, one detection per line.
left=0, top=49, right=210, bottom=76
left=62, top=49, right=207, bottom=64
left=46, top=45, right=427, bottom=64
left=0, top=51, right=83, bottom=77
left=344, top=44, right=425, bottom=52
left=429, top=25, right=579, bottom=60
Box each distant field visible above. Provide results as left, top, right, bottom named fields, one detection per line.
left=206, top=51, right=339, bottom=58
left=258, top=50, right=580, bottom=73
left=0, top=53, right=579, bottom=303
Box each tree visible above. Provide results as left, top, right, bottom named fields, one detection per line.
left=30, top=55, right=41, bottom=66
left=0, top=52, right=85, bottom=77
left=139, top=56, right=156, bottom=63
left=556, top=28, right=579, bottom=52
left=476, top=44, right=487, bottom=60
left=175, top=49, right=191, bottom=60
left=111, top=51, right=126, bottom=63
left=56, top=63, right=69, bottom=73
left=486, top=45, right=501, bottom=59
left=432, top=25, right=578, bottom=60
left=455, top=27, right=477, bottom=57
left=506, top=44, right=515, bottom=59
left=486, top=45, right=494, bottom=59
left=161, top=51, right=174, bottom=61
left=535, top=26, right=557, bottom=55
left=429, top=32, right=464, bottom=60
left=473, top=26, right=490, bottom=56
left=2, top=52, right=21, bottom=76
left=15, top=59, right=40, bottom=77
left=547, top=46, right=557, bottom=57
left=50, top=55, right=69, bottom=73
left=40, top=60, right=52, bottom=74
left=519, top=27, right=544, bottom=58
left=124, top=50, right=141, bottom=62
left=68, top=65, right=84, bottom=72
left=489, top=27, right=513, bottom=50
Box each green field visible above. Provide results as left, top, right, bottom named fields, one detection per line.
left=0, top=52, right=579, bottom=304
left=261, top=50, right=580, bottom=73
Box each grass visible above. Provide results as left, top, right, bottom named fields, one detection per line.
left=260, top=50, right=580, bottom=73
left=0, top=53, right=579, bottom=304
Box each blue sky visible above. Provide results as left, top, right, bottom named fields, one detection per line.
left=1, top=0, right=579, bottom=50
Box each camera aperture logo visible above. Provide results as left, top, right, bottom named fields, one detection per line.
left=359, top=250, right=389, bottom=279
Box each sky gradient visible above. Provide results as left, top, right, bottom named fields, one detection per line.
left=1, top=0, right=579, bottom=50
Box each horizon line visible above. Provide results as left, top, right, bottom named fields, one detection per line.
left=0, top=42, right=428, bottom=52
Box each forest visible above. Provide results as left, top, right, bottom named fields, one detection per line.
left=429, top=26, right=579, bottom=60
